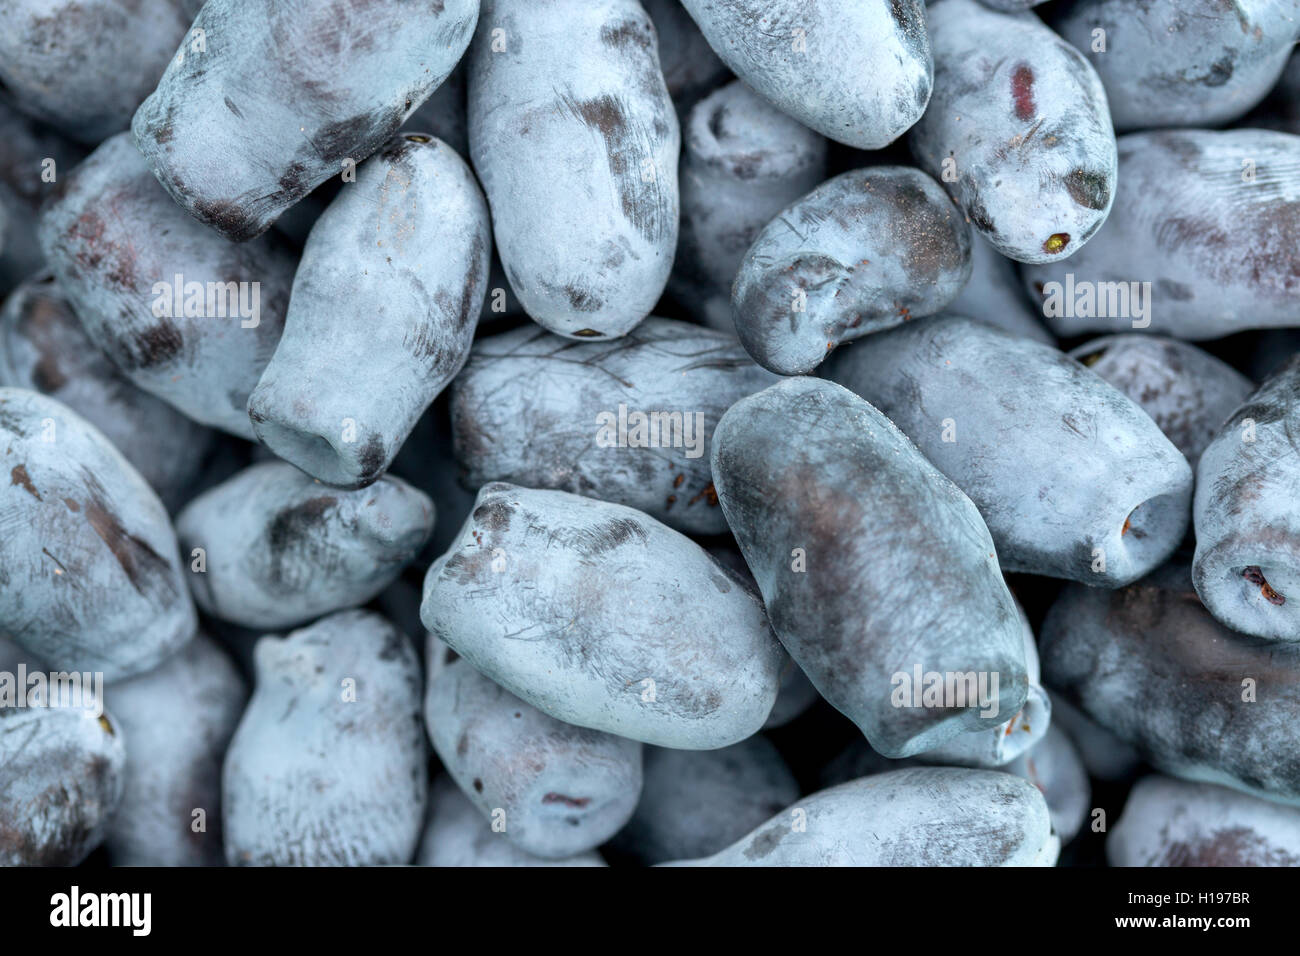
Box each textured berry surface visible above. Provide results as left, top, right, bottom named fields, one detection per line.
left=5, top=0, right=1300, bottom=878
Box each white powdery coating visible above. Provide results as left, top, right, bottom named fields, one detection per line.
left=1005, top=723, right=1091, bottom=845
left=1069, top=335, right=1253, bottom=467
left=0, top=273, right=215, bottom=510
left=826, top=316, right=1193, bottom=585
left=132, top=0, right=479, bottom=240
left=222, top=610, right=426, bottom=866
left=1040, top=563, right=1300, bottom=805
left=0, top=0, right=189, bottom=143
left=421, top=483, right=785, bottom=749
left=0, top=701, right=125, bottom=865
left=424, top=656, right=642, bottom=858
left=679, top=0, right=932, bottom=149
left=732, top=166, right=971, bottom=376
left=248, top=135, right=490, bottom=488
left=450, top=318, right=779, bottom=535
left=36, top=134, right=296, bottom=438
left=710, top=377, right=1028, bottom=758
left=916, top=600, right=1051, bottom=768
left=911, top=0, right=1116, bottom=264
left=104, top=634, right=247, bottom=866
left=469, top=0, right=679, bottom=337
left=1051, top=0, right=1299, bottom=132
left=1193, top=356, right=1300, bottom=641
left=672, top=80, right=828, bottom=330
left=417, top=776, right=607, bottom=867
left=0, top=388, right=196, bottom=680
left=176, top=462, right=433, bottom=631
left=663, top=767, right=1058, bottom=866
left=1022, top=129, right=1300, bottom=339
left=1109, top=775, right=1300, bottom=867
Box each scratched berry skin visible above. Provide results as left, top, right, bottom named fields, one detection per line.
left=424, top=654, right=643, bottom=859
left=0, top=696, right=125, bottom=866
left=1109, top=776, right=1300, bottom=867
left=909, top=0, right=1117, bottom=264
left=1021, top=129, right=1300, bottom=340
left=6, top=0, right=1300, bottom=872
left=467, top=0, right=679, bottom=339
left=247, top=133, right=490, bottom=489
left=0, top=388, right=196, bottom=680
left=132, top=0, right=480, bottom=241
left=1193, top=356, right=1300, bottom=642
left=1049, top=0, right=1300, bottom=133
left=420, top=483, right=785, bottom=749
left=1069, top=335, right=1254, bottom=468
left=660, top=768, right=1059, bottom=867
left=825, top=316, right=1193, bottom=585
left=0, top=272, right=216, bottom=511
left=677, top=0, right=933, bottom=149
left=37, top=133, right=296, bottom=439
left=222, top=610, right=426, bottom=866
left=449, top=318, right=779, bottom=534
left=730, top=166, right=971, bottom=376
left=175, top=460, right=434, bottom=631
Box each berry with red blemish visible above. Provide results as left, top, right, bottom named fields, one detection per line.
left=909, top=0, right=1117, bottom=264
